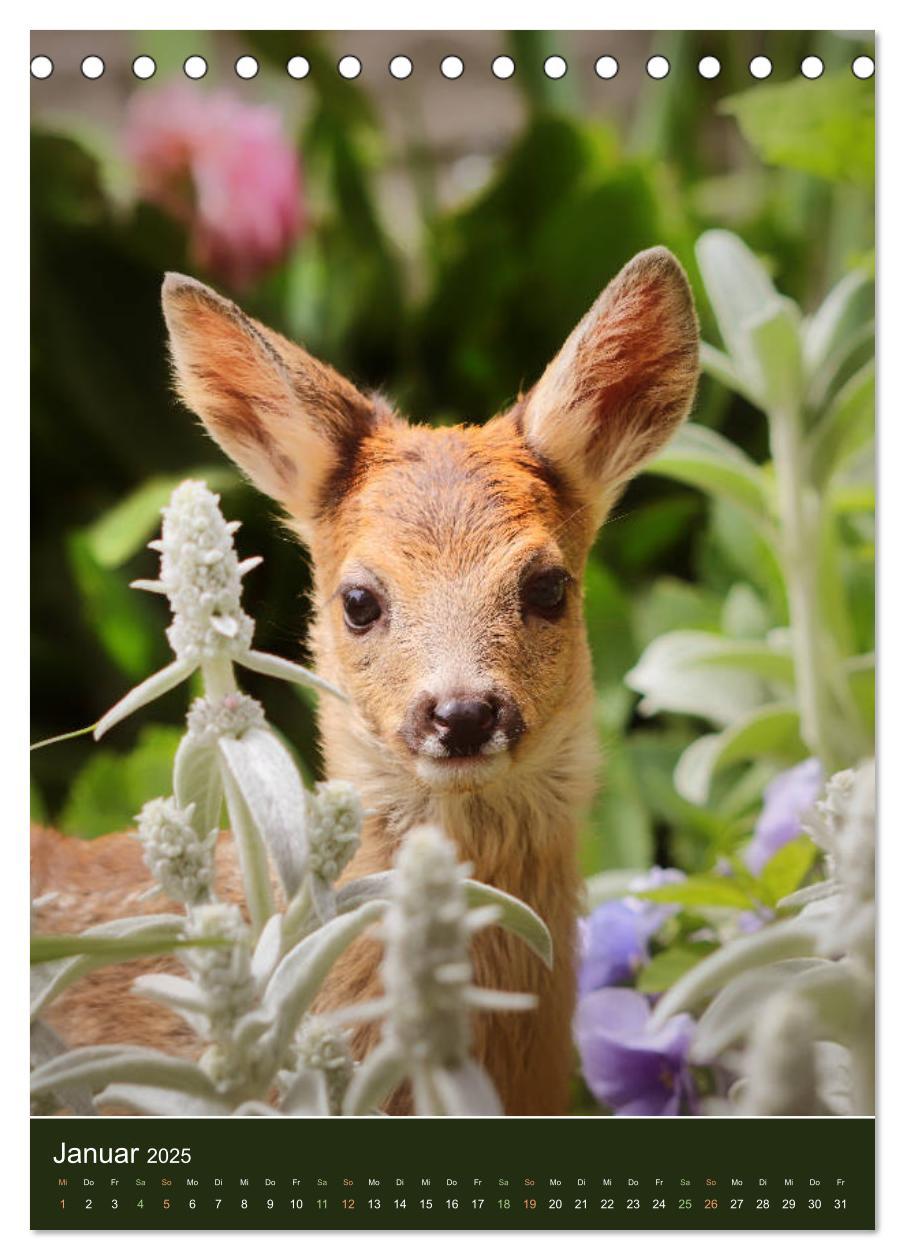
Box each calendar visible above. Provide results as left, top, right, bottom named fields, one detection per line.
left=30, top=25, right=877, bottom=1239
left=32, top=1118, right=874, bottom=1229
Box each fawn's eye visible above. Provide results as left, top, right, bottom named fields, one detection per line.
left=342, top=586, right=382, bottom=631
left=521, top=567, right=570, bottom=619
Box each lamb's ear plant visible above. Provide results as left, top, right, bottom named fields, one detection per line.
left=647, top=760, right=874, bottom=1116
left=629, top=231, right=873, bottom=804
left=30, top=480, right=553, bottom=1117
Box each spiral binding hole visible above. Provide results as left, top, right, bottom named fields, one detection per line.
left=389, top=56, right=413, bottom=80
left=287, top=56, right=310, bottom=80
left=544, top=56, right=567, bottom=80
left=338, top=55, right=362, bottom=80
left=646, top=56, right=670, bottom=80
left=183, top=56, right=208, bottom=80
left=492, top=56, right=515, bottom=80
left=852, top=55, right=874, bottom=80
left=30, top=55, right=53, bottom=80
left=132, top=55, right=156, bottom=80
left=440, top=55, right=465, bottom=79
left=595, top=56, right=618, bottom=80
left=749, top=56, right=772, bottom=79
left=698, top=56, right=721, bottom=79
left=235, top=56, right=259, bottom=80
left=80, top=56, right=104, bottom=80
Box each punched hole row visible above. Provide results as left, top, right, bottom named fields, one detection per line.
left=30, top=52, right=877, bottom=82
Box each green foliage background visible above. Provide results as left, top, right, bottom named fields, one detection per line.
left=31, top=30, right=875, bottom=882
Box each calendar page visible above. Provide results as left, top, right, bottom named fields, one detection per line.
left=29, top=28, right=876, bottom=1233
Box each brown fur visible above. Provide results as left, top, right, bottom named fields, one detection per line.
left=33, top=248, right=698, bottom=1115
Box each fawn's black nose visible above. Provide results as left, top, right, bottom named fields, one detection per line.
left=432, top=695, right=498, bottom=755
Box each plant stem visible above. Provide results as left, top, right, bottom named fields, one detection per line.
left=769, top=407, right=845, bottom=773
left=202, top=656, right=237, bottom=701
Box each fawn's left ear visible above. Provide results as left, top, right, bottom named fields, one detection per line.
left=521, top=247, right=699, bottom=526
left=162, top=273, right=381, bottom=542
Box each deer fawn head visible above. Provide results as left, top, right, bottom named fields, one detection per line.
left=162, top=249, right=698, bottom=806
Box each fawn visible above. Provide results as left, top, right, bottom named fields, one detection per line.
left=32, top=247, right=698, bottom=1115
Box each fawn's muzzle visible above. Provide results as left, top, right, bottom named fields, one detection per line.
left=400, top=689, right=525, bottom=759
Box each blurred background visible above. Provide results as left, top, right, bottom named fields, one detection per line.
left=30, top=30, right=875, bottom=879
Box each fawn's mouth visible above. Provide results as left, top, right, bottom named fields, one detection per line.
left=412, top=746, right=511, bottom=791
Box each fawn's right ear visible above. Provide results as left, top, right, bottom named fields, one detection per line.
left=162, top=273, right=379, bottom=541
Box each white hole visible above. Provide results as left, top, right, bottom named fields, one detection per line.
left=30, top=55, right=53, bottom=80
left=184, top=55, right=208, bottom=80
left=338, top=55, right=361, bottom=80
left=646, top=55, right=670, bottom=80
left=440, top=55, right=464, bottom=79
left=544, top=55, right=567, bottom=80
left=749, top=56, right=772, bottom=80
left=801, top=56, right=824, bottom=80
left=595, top=55, right=618, bottom=80
left=852, top=55, right=875, bottom=80
left=81, top=55, right=105, bottom=80
left=235, top=56, right=259, bottom=80
left=492, top=55, right=515, bottom=79
left=389, top=55, right=412, bottom=79
left=287, top=56, right=310, bottom=79
left=132, top=55, right=156, bottom=80
left=698, top=55, right=721, bottom=79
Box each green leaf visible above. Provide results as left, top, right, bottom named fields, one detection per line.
left=333, top=874, right=553, bottom=970
left=30, top=1045, right=222, bottom=1101
left=343, top=1041, right=406, bottom=1117
left=690, top=960, right=829, bottom=1062
left=60, top=724, right=185, bottom=839
left=31, top=931, right=222, bottom=965
left=645, top=422, right=771, bottom=521
left=722, top=72, right=875, bottom=188
left=803, top=270, right=874, bottom=383
left=627, top=630, right=769, bottom=726
left=635, top=941, right=718, bottom=993
left=635, top=875, right=756, bottom=911
left=747, top=299, right=803, bottom=413
left=649, top=917, right=827, bottom=1028
left=674, top=704, right=807, bottom=805
left=255, top=901, right=386, bottom=1065
left=464, top=881, right=553, bottom=970
left=808, top=359, right=875, bottom=487
left=695, top=230, right=780, bottom=399
left=31, top=914, right=186, bottom=1016
left=173, top=732, right=223, bottom=840
left=218, top=727, right=309, bottom=899
left=758, top=837, right=819, bottom=907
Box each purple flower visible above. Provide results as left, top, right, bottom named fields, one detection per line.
left=745, top=758, right=824, bottom=874
left=574, top=987, right=698, bottom=1116
left=578, top=867, right=686, bottom=996
left=578, top=902, right=651, bottom=993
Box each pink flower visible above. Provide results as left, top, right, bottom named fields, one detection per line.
left=125, top=84, right=303, bottom=289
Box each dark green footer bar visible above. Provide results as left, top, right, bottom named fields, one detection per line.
left=31, top=1115, right=874, bottom=1230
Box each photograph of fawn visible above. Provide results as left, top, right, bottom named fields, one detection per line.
left=31, top=31, right=874, bottom=1122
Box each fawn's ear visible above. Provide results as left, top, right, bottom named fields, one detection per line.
left=162, top=273, right=379, bottom=541
left=521, top=247, right=699, bottom=526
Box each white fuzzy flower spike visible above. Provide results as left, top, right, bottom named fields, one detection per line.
left=95, top=478, right=345, bottom=741
left=135, top=796, right=217, bottom=906
left=341, top=825, right=536, bottom=1117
